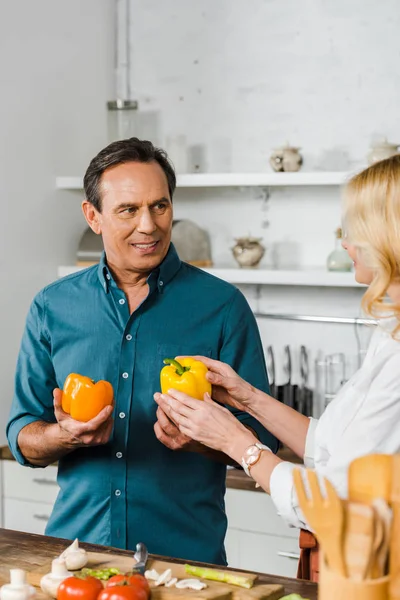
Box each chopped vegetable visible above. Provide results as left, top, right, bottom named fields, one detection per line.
left=80, top=568, right=121, bottom=581
left=184, top=565, right=255, bottom=589
left=175, top=579, right=207, bottom=590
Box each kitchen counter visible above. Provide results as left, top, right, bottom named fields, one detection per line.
left=0, top=528, right=317, bottom=599
left=0, top=445, right=302, bottom=493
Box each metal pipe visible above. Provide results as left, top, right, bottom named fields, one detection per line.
left=254, top=313, right=377, bottom=326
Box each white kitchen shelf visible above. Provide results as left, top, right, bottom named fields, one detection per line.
left=57, top=265, right=362, bottom=287
left=56, top=171, right=351, bottom=191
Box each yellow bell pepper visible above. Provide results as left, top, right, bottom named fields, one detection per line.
left=160, top=358, right=212, bottom=401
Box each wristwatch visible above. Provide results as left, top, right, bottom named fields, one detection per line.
left=241, top=442, right=271, bottom=478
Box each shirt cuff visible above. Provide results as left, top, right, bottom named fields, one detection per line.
left=270, top=460, right=306, bottom=529
left=7, top=416, right=43, bottom=467
left=303, top=417, right=318, bottom=468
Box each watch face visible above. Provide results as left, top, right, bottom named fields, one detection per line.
left=247, top=454, right=258, bottom=465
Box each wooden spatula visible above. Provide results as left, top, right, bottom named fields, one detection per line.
left=344, top=502, right=376, bottom=581
left=390, top=454, right=400, bottom=599
left=293, top=468, right=346, bottom=576
left=348, top=454, right=392, bottom=504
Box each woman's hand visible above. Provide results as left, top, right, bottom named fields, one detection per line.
left=154, top=390, right=257, bottom=458
left=185, top=356, right=256, bottom=412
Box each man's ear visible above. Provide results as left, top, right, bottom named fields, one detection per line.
left=82, top=200, right=102, bottom=235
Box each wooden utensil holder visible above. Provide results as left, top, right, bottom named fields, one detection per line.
left=319, top=555, right=390, bottom=600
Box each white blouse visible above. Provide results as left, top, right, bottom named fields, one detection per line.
left=269, top=319, right=400, bottom=530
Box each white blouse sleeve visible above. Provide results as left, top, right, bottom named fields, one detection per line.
left=269, top=353, right=400, bottom=530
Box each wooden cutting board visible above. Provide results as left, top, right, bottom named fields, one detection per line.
left=17, top=552, right=283, bottom=600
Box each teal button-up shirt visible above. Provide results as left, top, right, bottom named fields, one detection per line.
left=7, top=244, right=277, bottom=565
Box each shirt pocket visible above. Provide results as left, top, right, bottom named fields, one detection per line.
left=156, top=343, right=213, bottom=362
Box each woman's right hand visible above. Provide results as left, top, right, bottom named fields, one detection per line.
left=190, top=356, right=256, bottom=412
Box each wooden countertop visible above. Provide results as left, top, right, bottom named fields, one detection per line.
left=0, top=528, right=317, bottom=599
left=0, top=445, right=301, bottom=493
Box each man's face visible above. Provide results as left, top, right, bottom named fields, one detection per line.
left=83, top=161, right=173, bottom=274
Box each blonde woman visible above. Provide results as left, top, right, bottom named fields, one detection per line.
left=154, top=155, right=400, bottom=579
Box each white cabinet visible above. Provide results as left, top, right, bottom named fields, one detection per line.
left=225, top=488, right=300, bottom=577
left=2, top=460, right=59, bottom=535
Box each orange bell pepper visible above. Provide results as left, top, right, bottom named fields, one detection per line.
left=62, top=373, right=114, bottom=422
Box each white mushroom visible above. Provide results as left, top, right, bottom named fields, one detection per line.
left=155, top=569, right=172, bottom=587
left=59, top=538, right=88, bottom=571
left=175, top=579, right=207, bottom=590
left=40, top=558, right=72, bottom=598
left=144, top=569, right=160, bottom=581
left=165, top=578, right=178, bottom=588
left=0, top=569, right=36, bottom=600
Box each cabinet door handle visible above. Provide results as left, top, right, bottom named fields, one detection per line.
left=32, top=478, right=58, bottom=486
left=33, top=514, right=50, bottom=521
left=277, top=551, right=300, bottom=560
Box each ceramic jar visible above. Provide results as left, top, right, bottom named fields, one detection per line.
left=367, top=139, right=399, bottom=165
left=232, top=237, right=265, bottom=268
left=270, top=145, right=303, bottom=172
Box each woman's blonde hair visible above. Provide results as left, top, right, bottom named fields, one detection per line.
left=343, top=154, right=400, bottom=333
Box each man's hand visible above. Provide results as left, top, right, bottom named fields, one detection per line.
left=54, top=388, right=114, bottom=448
left=154, top=405, right=199, bottom=451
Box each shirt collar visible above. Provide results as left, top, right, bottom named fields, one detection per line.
left=97, top=243, right=181, bottom=294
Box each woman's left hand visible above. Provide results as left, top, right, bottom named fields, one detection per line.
left=153, top=390, right=255, bottom=456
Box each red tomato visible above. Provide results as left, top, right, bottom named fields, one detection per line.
left=106, top=575, right=150, bottom=597
left=57, top=576, right=104, bottom=600
left=99, top=584, right=148, bottom=600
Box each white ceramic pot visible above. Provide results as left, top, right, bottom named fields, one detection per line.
left=270, top=146, right=303, bottom=172
left=232, top=237, right=265, bottom=268
left=367, top=139, right=399, bottom=165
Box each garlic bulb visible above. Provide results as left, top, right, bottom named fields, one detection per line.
left=0, top=569, right=36, bottom=600
left=175, top=579, right=207, bottom=590
left=40, top=559, right=72, bottom=598
left=59, top=538, right=88, bottom=570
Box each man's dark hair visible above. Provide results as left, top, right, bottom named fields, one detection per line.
left=83, top=137, right=176, bottom=211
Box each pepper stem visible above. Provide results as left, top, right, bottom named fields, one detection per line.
left=163, top=358, right=190, bottom=376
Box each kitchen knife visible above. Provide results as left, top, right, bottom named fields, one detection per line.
left=132, top=542, right=149, bottom=575
left=266, top=345, right=277, bottom=398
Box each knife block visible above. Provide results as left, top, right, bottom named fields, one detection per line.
left=319, top=555, right=389, bottom=600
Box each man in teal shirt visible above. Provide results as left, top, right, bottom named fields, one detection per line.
left=7, top=138, right=277, bottom=565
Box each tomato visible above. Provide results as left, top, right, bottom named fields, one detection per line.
left=106, top=575, right=150, bottom=597
left=98, top=584, right=148, bottom=600
left=57, top=576, right=104, bottom=600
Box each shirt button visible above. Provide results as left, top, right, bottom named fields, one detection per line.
left=115, top=490, right=121, bottom=497
left=126, top=334, right=132, bottom=341
left=122, top=372, right=129, bottom=379
left=159, top=280, right=164, bottom=287
left=119, top=412, right=126, bottom=419
left=116, top=452, right=123, bottom=459
left=119, top=298, right=125, bottom=305
left=106, top=274, right=111, bottom=280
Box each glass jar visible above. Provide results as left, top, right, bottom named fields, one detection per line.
left=107, top=100, right=139, bottom=143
